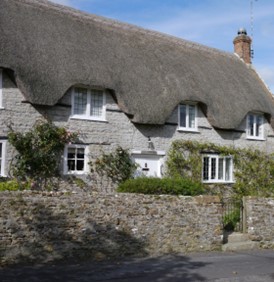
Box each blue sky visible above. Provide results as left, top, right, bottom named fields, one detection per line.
left=50, top=0, right=274, bottom=93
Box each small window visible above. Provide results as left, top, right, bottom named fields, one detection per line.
left=64, top=145, right=88, bottom=174
left=178, top=104, right=197, bottom=131
left=202, top=155, right=233, bottom=183
left=246, top=113, right=264, bottom=140
left=0, top=141, right=6, bottom=177
left=71, top=87, right=106, bottom=120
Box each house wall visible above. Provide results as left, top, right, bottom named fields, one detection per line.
left=0, top=72, right=45, bottom=177
left=2, top=71, right=274, bottom=188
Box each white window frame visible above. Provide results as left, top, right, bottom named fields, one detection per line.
left=246, top=113, right=264, bottom=140
left=202, top=154, right=233, bottom=183
left=63, top=144, right=89, bottom=175
left=0, top=140, right=7, bottom=177
left=178, top=103, right=198, bottom=131
left=0, top=69, right=3, bottom=109
left=71, top=87, right=106, bottom=121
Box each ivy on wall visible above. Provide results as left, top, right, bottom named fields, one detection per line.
left=166, top=140, right=274, bottom=198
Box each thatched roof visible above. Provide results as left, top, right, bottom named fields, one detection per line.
left=1, top=0, right=274, bottom=129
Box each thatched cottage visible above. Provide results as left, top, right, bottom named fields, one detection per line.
left=1, top=0, right=274, bottom=187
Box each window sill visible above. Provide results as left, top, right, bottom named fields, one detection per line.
left=246, top=136, right=265, bottom=141
left=64, top=171, right=88, bottom=175
left=70, top=116, right=108, bottom=123
left=203, top=181, right=235, bottom=184
left=177, top=128, right=199, bottom=133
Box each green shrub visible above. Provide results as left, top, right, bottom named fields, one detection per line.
left=117, top=177, right=204, bottom=196
left=90, top=147, right=137, bottom=184
left=8, top=120, right=78, bottom=189
left=0, top=180, right=30, bottom=191
left=223, top=208, right=241, bottom=231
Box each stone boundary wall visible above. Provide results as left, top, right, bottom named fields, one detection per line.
left=0, top=192, right=222, bottom=265
left=245, top=197, right=274, bottom=248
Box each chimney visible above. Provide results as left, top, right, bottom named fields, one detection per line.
left=233, top=28, right=252, bottom=64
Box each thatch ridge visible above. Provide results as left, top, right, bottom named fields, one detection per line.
left=1, top=0, right=274, bottom=129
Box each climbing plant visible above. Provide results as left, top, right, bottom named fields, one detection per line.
left=166, top=140, right=274, bottom=198
left=90, top=146, right=137, bottom=184
left=8, top=120, right=78, bottom=189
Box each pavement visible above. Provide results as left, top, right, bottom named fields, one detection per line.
left=1, top=250, right=274, bottom=281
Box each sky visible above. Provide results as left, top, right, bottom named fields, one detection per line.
left=49, top=0, right=274, bottom=93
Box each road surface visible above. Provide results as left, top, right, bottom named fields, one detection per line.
left=1, top=250, right=274, bottom=281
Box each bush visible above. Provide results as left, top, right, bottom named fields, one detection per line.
left=223, top=209, right=241, bottom=231
left=0, top=180, right=30, bottom=191
left=90, top=147, right=137, bottom=184
left=8, top=120, right=77, bottom=189
left=117, top=177, right=204, bottom=196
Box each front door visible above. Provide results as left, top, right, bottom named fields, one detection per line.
left=131, top=154, right=164, bottom=177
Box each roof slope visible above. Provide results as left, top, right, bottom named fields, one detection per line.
left=1, top=0, right=274, bottom=129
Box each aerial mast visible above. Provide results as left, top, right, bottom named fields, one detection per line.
left=250, top=0, right=258, bottom=58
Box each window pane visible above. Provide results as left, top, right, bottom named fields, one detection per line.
left=74, top=88, right=87, bottom=115
left=180, top=105, right=186, bottom=128
left=211, top=158, right=216, bottom=180
left=68, top=160, right=75, bottom=171
left=77, top=148, right=85, bottom=159
left=218, top=158, right=223, bottom=180
left=188, top=105, right=196, bottom=128
left=68, top=148, right=75, bottom=159
left=225, top=158, right=231, bottom=181
left=203, top=157, right=209, bottom=180
left=248, top=115, right=254, bottom=136
left=76, top=160, right=84, bottom=171
left=90, top=90, right=103, bottom=117
left=256, top=115, right=263, bottom=137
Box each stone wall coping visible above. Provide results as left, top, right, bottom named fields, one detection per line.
left=0, top=191, right=221, bottom=204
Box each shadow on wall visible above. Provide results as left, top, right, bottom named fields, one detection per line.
left=0, top=201, right=147, bottom=266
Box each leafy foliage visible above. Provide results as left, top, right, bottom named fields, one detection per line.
left=0, top=179, right=30, bottom=191
left=90, top=147, right=137, bottom=184
left=223, top=208, right=241, bottom=231
left=117, top=177, right=205, bottom=196
left=8, top=120, right=78, bottom=189
left=166, top=140, right=274, bottom=198
left=233, top=148, right=274, bottom=198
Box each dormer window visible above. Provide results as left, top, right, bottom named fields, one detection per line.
left=246, top=113, right=264, bottom=140
left=178, top=103, right=197, bottom=131
left=71, top=87, right=106, bottom=121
